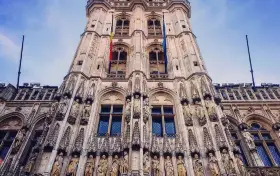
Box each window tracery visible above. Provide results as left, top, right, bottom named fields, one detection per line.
left=115, top=16, right=130, bottom=37
left=108, top=45, right=128, bottom=79
left=147, top=16, right=162, bottom=37
left=148, top=45, right=167, bottom=78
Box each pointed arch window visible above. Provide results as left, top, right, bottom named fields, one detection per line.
left=147, top=17, right=162, bottom=37
left=108, top=46, right=127, bottom=79
left=149, top=45, right=167, bottom=78
left=115, top=17, right=130, bottom=37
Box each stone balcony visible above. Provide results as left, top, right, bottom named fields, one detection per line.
left=246, top=167, right=280, bottom=176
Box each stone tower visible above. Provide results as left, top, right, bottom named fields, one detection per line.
left=1, top=0, right=266, bottom=175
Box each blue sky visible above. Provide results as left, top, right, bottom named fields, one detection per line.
left=0, top=0, right=279, bottom=86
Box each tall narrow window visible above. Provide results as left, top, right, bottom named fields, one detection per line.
left=115, top=17, right=130, bottom=37
left=97, top=105, right=123, bottom=136
left=147, top=17, right=162, bottom=37
left=149, top=45, right=167, bottom=78
left=108, top=46, right=127, bottom=79
left=151, top=106, right=175, bottom=137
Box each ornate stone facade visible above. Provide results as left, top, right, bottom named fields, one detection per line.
left=0, top=0, right=280, bottom=175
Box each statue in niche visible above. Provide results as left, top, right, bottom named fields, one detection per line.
left=58, top=96, right=69, bottom=115
left=51, top=152, right=64, bottom=176
left=66, top=76, right=76, bottom=95
left=143, top=151, right=150, bottom=174
left=152, top=155, right=161, bottom=176
left=194, top=103, right=206, bottom=126
left=110, top=155, right=120, bottom=176
left=70, top=99, right=80, bottom=117
left=12, top=127, right=27, bottom=153
left=206, top=100, right=218, bottom=121
left=82, top=101, right=91, bottom=124
left=133, top=94, right=141, bottom=118
left=242, top=130, right=255, bottom=150
left=235, top=154, right=247, bottom=176
left=66, top=155, right=79, bottom=176
left=120, top=151, right=129, bottom=174
left=143, top=98, right=151, bottom=123
left=125, top=99, right=132, bottom=122
left=193, top=154, right=204, bottom=176
left=165, top=156, right=174, bottom=176
left=208, top=152, right=220, bottom=176
left=84, top=154, right=95, bottom=176
left=177, top=155, right=187, bottom=176
left=97, top=155, right=108, bottom=176
left=135, top=74, right=141, bottom=92
left=24, top=151, right=38, bottom=173
left=221, top=149, right=235, bottom=174
left=182, top=102, right=193, bottom=126
left=51, top=102, right=59, bottom=115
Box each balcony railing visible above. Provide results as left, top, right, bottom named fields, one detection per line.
left=107, top=73, right=126, bottom=79
left=150, top=72, right=168, bottom=79
left=246, top=167, right=280, bottom=175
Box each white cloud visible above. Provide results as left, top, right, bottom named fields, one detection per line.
left=0, top=33, right=20, bottom=62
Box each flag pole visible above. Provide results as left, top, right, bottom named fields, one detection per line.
left=162, top=12, right=168, bottom=74
left=17, top=35, right=25, bottom=91
left=108, top=13, right=113, bottom=74
left=246, top=35, right=256, bottom=90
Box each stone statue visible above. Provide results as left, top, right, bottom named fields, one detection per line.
left=177, top=155, right=187, bottom=176
left=70, top=99, right=80, bottom=117
left=193, top=154, right=204, bottom=176
left=143, top=151, right=150, bottom=174
left=133, top=94, right=141, bottom=118
left=84, top=155, right=95, bottom=176
left=51, top=102, right=58, bottom=115
left=125, top=99, right=131, bottom=122
left=206, top=100, right=218, bottom=121
left=58, top=96, right=69, bottom=115
left=120, top=151, right=129, bottom=174
left=51, top=152, right=64, bottom=176
left=134, top=74, right=141, bottom=92
left=97, top=155, right=108, bottom=176
left=195, top=104, right=206, bottom=126
left=242, top=130, right=255, bottom=150
left=165, top=156, right=174, bottom=176
left=66, top=155, right=79, bottom=176
left=208, top=152, right=220, bottom=176
left=110, top=155, right=120, bottom=176
left=235, top=154, right=247, bottom=176
left=83, top=102, right=91, bottom=118
left=221, top=149, right=235, bottom=174
left=152, top=155, right=161, bottom=176
left=12, top=128, right=26, bottom=153
left=182, top=102, right=193, bottom=126
left=24, top=151, right=38, bottom=173
left=143, top=98, right=151, bottom=123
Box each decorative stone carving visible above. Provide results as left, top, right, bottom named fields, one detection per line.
left=143, top=151, right=150, bottom=174
left=81, top=101, right=91, bottom=125
left=158, top=82, right=163, bottom=88
left=59, top=126, right=71, bottom=151
left=163, top=135, right=172, bottom=154
left=64, top=75, right=76, bottom=97
left=113, top=135, right=121, bottom=153
left=86, top=82, right=95, bottom=103
left=179, top=82, right=188, bottom=102
left=55, top=81, right=66, bottom=100
left=68, top=99, right=80, bottom=124
left=208, top=152, right=220, bottom=176
left=191, top=82, right=200, bottom=103
left=51, top=152, right=64, bottom=176
left=203, top=127, right=214, bottom=153
left=75, top=80, right=85, bottom=101
left=45, top=123, right=60, bottom=149
left=66, top=155, right=79, bottom=176
left=165, top=155, right=174, bottom=176
left=73, top=128, right=84, bottom=153
left=56, top=96, right=69, bottom=121
left=242, top=130, right=256, bottom=150
left=88, top=134, right=98, bottom=153
left=182, top=102, right=193, bottom=126
left=177, top=155, right=187, bottom=176
left=120, top=151, right=129, bottom=174
left=127, top=80, right=132, bottom=97
left=123, top=124, right=130, bottom=149
left=188, top=129, right=199, bottom=155
left=235, top=153, right=247, bottom=176
left=143, top=80, right=148, bottom=97
left=112, top=81, right=118, bottom=87
left=110, top=155, right=120, bottom=176
left=221, top=149, right=235, bottom=174
left=151, top=135, right=160, bottom=153
left=84, top=154, right=95, bottom=176
left=152, top=155, right=161, bottom=176
left=194, top=103, right=206, bottom=126
left=143, top=124, right=149, bottom=149
left=125, top=99, right=132, bottom=123
left=214, top=124, right=227, bottom=150
left=193, top=154, right=204, bottom=176
left=133, top=94, right=141, bottom=118
left=24, top=151, right=38, bottom=173
left=97, top=155, right=108, bottom=176
left=143, top=97, right=151, bottom=123
left=206, top=100, right=218, bottom=122
left=201, top=78, right=211, bottom=99
left=134, top=73, right=141, bottom=93
left=11, top=127, right=27, bottom=154
left=132, top=121, right=140, bottom=146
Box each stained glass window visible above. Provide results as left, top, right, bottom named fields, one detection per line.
left=256, top=144, right=272, bottom=166
left=268, top=143, right=280, bottom=166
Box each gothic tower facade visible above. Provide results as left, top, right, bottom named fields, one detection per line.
left=1, top=0, right=280, bottom=175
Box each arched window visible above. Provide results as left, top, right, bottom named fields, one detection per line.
left=150, top=92, right=176, bottom=137
left=0, top=117, right=22, bottom=164
left=148, top=45, right=167, bottom=78
left=115, top=17, right=129, bottom=37
left=108, top=45, right=127, bottom=79
left=97, top=92, right=124, bottom=136
left=147, top=16, right=162, bottom=37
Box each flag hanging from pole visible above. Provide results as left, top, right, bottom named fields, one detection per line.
left=109, top=14, right=114, bottom=73
left=162, top=14, right=168, bottom=73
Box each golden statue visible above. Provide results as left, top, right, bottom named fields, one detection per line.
left=120, top=151, right=129, bottom=174
left=208, top=152, right=220, bottom=176
left=51, top=152, right=64, bottom=176
left=164, top=156, right=174, bottom=176
left=177, top=155, right=187, bottom=176
left=193, top=154, right=204, bottom=176
left=110, top=155, right=120, bottom=176
left=84, top=155, right=95, bottom=176
left=97, top=155, right=108, bottom=176
left=152, top=155, right=161, bottom=176
left=66, top=155, right=79, bottom=176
